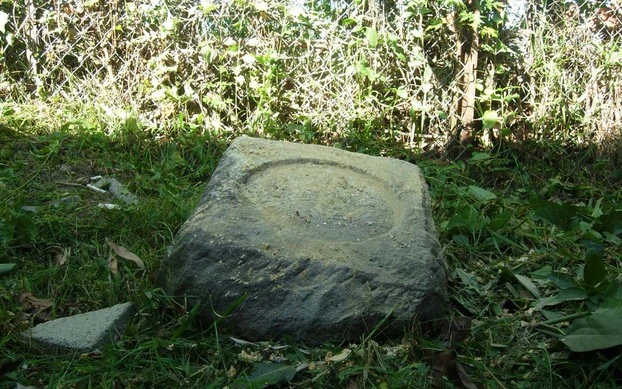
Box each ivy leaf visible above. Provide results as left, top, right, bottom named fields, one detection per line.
left=562, top=299, right=622, bottom=352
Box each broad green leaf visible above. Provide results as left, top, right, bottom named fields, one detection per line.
left=532, top=201, right=583, bottom=231
left=530, top=265, right=553, bottom=280
left=0, top=263, right=16, bottom=275
left=548, top=272, right=577, bottom=289
left=582, top=229, right=603, bottom=244
left=452, top=234, right=470, bottom=247
left=539, top=309, right=564, bottom=321
left=562, top=299, right=622, bottom=352
left=423, top=65, right=433, bottom=82
left=603, top=231, right=622, bottom=245
left=595, top=210, right=622, bottom=237
left=199, top=1, right=217, bottom=13
left=396, top=87, right=408, bottom=99
left=515, top=274, right=541, bottom=299
left=482, top=110, right=499, bottom=129
left=0, top=11, right=8, bottom=34
left=468, top=185, right=497, bottom=201
left=365, top=27, right=378, bottom=48
left=536, top=288, right=587, bottom=308
left=490, top=212, right=512, bottom=231
left=244, top=362, right=297, bottom=388
left=445, top=206, right=484, bottom=234
left=503, top=93, right=521, bottom=102
left=469, top=152, right=490, bottom=162
left=584, top=250, right=607, bottom=288
left=341, top=17, right=357, bottom=26
left=606, top=282, right=622, bottom=299
left=454, top=268, right=478, bottom=289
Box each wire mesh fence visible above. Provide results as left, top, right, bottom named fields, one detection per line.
left=0, top=0, right=620, bottom=147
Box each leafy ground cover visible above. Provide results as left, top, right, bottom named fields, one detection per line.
left=1, top=109, right=621, bottom=387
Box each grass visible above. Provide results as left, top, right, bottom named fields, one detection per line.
left=1, top=106, right=620, bottom=388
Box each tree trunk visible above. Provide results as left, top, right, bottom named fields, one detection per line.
left=448, top=0, right=481, bottom=154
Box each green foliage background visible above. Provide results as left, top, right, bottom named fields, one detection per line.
left=1, top=0, right=621, bottom=151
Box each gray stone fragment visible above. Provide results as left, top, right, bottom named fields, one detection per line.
left=91, top=177, right=138, bottom=205
left=22, top=302, right=135, bottom=352
left=158, top=136, right=447, bottom=344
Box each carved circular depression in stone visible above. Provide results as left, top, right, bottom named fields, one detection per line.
left=242, top=161, right=401, bottom=242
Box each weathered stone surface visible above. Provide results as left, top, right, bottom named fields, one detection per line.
left=157, top=136, right=447, bottom=344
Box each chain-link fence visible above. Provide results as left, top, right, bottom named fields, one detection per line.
left=0, top=0, right=620, bottom=147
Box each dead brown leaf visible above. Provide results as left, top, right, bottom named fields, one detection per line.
left=428, top=350, right=454, bottom=387
left=19, top=292, right=53, bottom=311
left=18, top=292, right=53, bottom=321
left=346, top=380, right=360, bottom=389
left=107, top=241, right=145, bottom=269
left=46, top=246, right=69, bottom=265
left=108, top=252, right=118, bottom=275
left=456, top=362, right=478, bottom=389
left=449, top=316, right=472, bottom=343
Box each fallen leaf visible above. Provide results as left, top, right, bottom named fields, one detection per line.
left=108, top=252, right=118, bottom=275
left=450, top=316, right=472, bottom=343
left=18, top=292, right=54, bottom=321
left=107, top=241, right=145, bottom=269
left=19, top=292, right=53, bottom=311
left=328, top=348, right=351, bottom=363
left=46, top=246, right=69, bottom=265
left=429, top=350, right=453, bottom=387
left=456, top=362, right=478, bottom=389
left=346, top=380, right=360, bottom=389
left=230, top=336, right=259, bottom=347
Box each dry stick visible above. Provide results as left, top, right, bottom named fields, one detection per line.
left=54, top=181, right=85, bottom=187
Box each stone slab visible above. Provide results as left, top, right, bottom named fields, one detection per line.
left=158, top=136, right=447, bottom=343
left=22, top=302, right=135, bottom=352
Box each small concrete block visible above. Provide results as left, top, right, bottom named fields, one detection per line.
left=22, top=302, right=135, bottom=353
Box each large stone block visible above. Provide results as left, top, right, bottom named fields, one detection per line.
left=157, top=136, right=447, bottom=344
